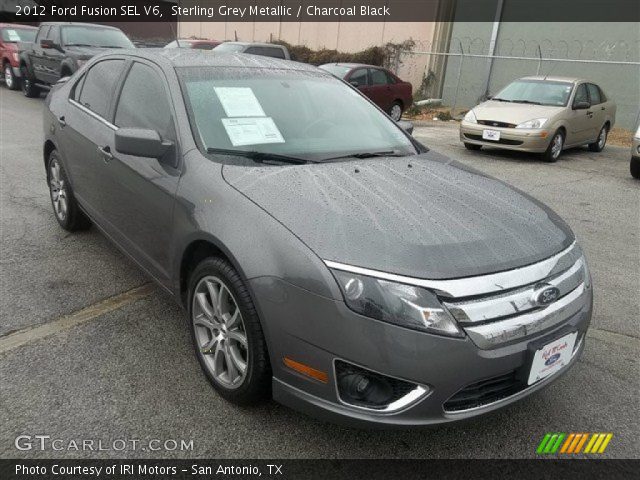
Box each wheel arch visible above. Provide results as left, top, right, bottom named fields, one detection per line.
left=43, top=139, right=57, bottom=173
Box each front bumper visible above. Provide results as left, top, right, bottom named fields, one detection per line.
left=460, top=121, right=551, bottom=153
left=250, top=247, right=592, bottom=427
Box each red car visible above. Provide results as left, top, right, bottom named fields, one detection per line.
left=164, top=39, right=221, bottom=50
left=320, top=63, right=413, bottom=121
left=1, top=23, right=37, bottom=90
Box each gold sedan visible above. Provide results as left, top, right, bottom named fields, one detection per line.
left=460, top=76, right=616, bottom=162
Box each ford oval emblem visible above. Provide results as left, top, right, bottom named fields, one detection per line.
left=545, top=353, right=561, bottom=366
left=533, top=285, right=561, bottom=306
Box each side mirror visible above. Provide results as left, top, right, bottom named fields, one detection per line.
left=573, top=101, right=591, bottom=110
left=349, top=80, right=360, bottom=88
left=40, top=39, right=54, bottom=49
left=115, top=128, right=172, bottom=159
left=397, top=120, right=414, bottom=135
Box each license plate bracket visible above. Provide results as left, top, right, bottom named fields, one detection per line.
left=482, top=129, right=501, bottom=141
left=526, top=332, right=577, bottom=385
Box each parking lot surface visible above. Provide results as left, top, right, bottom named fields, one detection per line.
left=0, top=89, right=638, bottom=459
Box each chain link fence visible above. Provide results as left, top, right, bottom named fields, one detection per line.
left=393, top=37, right=640, bottom=130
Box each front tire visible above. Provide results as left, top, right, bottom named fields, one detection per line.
left=588, top=125, right=608, bottom=152
left=47, top=150, right=91, bottom=231
left=543, top=130, right=564, bottom=162
left=4, top=63, right=19, bottom=90
left=188, top=257, right=271, bottom=405
left=389, top=101, right=403, bottom=122
left=631, top=156, right=640, bottom=179
left=20, top=64, right=40, bottom=98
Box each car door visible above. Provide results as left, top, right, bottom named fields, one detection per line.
left=567, top=83, right=593, bottom=145
left=100, top=60, right=181, bottom=286
left=586, top=83, right=606, bottom=140
left=367, top=68, right=394, bottom=112
left=62, top=59, right=126, bottom=219
left=346, top=68, right=371, bottom=99
left=31, top=26, right=50, bottom=82
left=41, top=25, right=63, bottom=83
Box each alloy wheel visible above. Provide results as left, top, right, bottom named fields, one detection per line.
left=598, top=128, right=607, bottom=149
left=49, top=159, right=68, bottom=221
left=390, top=104, right=402, bottom=122
left=551, top=134, right=563, bottom=160
left=4, top=65, right=13, bottom=89
left=192, top=276, right=248, bottom=389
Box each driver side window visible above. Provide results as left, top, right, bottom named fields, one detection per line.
left=573, top=84, right=589, bottom=106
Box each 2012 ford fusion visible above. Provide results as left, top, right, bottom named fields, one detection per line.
left=43, top=50, right=592, bottom=426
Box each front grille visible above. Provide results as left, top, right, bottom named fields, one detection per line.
left=477, top=120, right=517, bottom=128
left=443, top=371, right=525, bottom=412
left=464, top=133, right=523, bottom=146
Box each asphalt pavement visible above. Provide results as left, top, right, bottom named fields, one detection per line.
left=0, top=88, right=638, bottom=459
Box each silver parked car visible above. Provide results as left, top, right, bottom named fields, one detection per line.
left=461, top=76, right=616, bottom=162
left=213, top=41, right=290, bottom=60
left=43, top=51, right=592, bottom=426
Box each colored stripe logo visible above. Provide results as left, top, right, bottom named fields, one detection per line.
left=537, top=433, right=613, bottom=454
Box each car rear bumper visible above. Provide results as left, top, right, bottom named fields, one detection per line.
left=251, top=246, right=592, bottom=427
left=460, top=121, right=551, bottom=153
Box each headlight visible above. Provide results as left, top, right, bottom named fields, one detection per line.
left=463, top=110, right=477, bottom=123
left=331, top=269, right=464, bottom=337
left=516, top=118, right=548, bottom=129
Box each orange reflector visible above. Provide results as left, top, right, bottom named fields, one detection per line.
left=540, top=131, right=549, bottom=138
left=283, top=357, right=328, bottom=383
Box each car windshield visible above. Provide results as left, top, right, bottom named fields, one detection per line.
left=319, top=64, right=352, bottom=78
left=493, top=80, right=574, bottom=107
left=213, top=43, right=245, bottom=53
left=178, top=67, right=416, bottom=163
left=61, top=26, right=133, bottom=48
left=1, top=28, right=36, bottom=42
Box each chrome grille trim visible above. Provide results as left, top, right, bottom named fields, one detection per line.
left=324, top=241, right=579, bottom=298
left=464, top=282, right=587, bottom=349
left=444, top=256, right=585, bottom=324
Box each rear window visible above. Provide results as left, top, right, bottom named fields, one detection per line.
left=245, top=46, right=286, bottom=59
left=1, top=28, right=36, bottom=42
left=319, top=64, right=352, bottom=79
left=214, top=43, right=244, bottom=53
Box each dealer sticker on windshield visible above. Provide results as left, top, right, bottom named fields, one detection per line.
left=482, top=129, right=501, bottom=141
left=527, top=332, right=577, bottom=385
left=221, top=117, right=285, bottom=147
left=214, top=87, right=266, bottom=117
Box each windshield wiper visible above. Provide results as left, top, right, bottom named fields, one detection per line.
left=65, top=43, right=94, bottom=47
left=322, top=150, right=408, bottom=161
left=492, top=97, right=512, bottom=102
left=513, top=100, right=542, bottom=105
left=98, top=45, right=125, bottom=48
left=206, top=148, right=313, bottom=165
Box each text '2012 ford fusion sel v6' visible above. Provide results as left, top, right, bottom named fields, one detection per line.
left=43, top=50, right=592, bottom=427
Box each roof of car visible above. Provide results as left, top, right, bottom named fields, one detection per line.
left=0, top=23, right=38, bottom=29
left=520, top=76, right=588, bottom=84
left=39, top=22, right=120, bottom=29
left=322, top=63, right=384, bottom=69
left=221, top=42, right=286, bottom=48
left=99, top=49, right=316, bottom=71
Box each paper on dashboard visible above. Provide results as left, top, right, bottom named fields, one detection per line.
left=221, top=117, right=285, bottom=147
left=214, top=87, right=266, bottom=117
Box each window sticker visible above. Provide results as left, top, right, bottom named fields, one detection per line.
left=6, top=30, right=21, bottom=41
left=214, top=87, right=266, bottom=117
left=221, top=117, right=285, bottom=147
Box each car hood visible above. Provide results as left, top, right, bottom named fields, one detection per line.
left=474, top=100, right=563, bottom=124
left=222, top=151, right=574, bottom=279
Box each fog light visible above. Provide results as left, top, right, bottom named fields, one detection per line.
left=338, top=373, right=394, bottom=406
left=335, top=360, right=427, bottom=411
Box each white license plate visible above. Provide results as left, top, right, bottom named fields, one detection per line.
left=527, top=332, right=577, bottom=385
left=482, top=129, right=501, bottom=141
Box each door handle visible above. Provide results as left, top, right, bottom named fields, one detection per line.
left=57, top=116, right=66, bottom=127
left=98, top=146, right=114, bottom=162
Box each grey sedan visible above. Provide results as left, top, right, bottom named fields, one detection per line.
left=43, top=50, right=592, bottom=426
